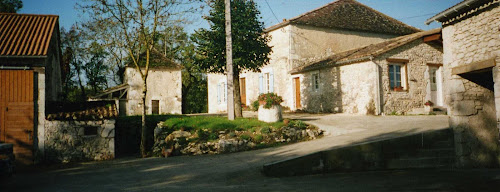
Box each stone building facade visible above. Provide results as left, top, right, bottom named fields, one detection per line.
left=292, top=29, right=443, bottom=115
left=207, top=0, right=419, bottom=113
left=426, top=0, right=500, bottom=167
left=125, top=67, right=182, bottom=115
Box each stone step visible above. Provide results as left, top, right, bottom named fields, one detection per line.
left=387, top=157, right=454, bottom=169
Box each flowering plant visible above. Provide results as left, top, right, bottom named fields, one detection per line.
left=424, top=100, right=434, bottom=106
left=257, top=93, right=283, bottom=109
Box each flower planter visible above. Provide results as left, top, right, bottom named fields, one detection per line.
left=258, top=105, right=282, bottom=123
left=424, top=105, right=433, bottom=113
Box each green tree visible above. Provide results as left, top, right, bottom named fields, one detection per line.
left=60, top=26, right=87, bottom=101
left=0, top=0, right=22, bottom=13
left=193, top=0, right=271, bottom=117
left=84, top=42, right=109, bottom=94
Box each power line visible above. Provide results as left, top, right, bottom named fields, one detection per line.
left=397, top=12, right=438, bottom=20
left=264, top=0, right=281, bottom=23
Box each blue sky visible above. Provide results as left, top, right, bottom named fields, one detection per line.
left=20, top=0, right=461, bottom=32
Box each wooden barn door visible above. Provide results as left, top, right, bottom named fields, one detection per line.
left=240, top=78, right=246, bottom=106
left=0, top=70, right=35, bottom=165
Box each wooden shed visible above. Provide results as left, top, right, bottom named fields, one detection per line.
left=0, top=13, right=62, bottom=164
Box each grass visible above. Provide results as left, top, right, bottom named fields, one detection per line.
left=162, top=116, right=284, bottom=133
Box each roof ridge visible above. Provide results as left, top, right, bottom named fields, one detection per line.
left=350, top=0, right=421, bottom=32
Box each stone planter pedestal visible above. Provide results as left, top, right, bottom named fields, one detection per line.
left=424, top=105, right=433, bottom=113
left=258, top=105, right=282, bottom=123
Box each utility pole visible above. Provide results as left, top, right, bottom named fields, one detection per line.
left=225, top=0, right=235, bottom=120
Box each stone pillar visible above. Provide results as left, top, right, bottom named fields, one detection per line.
left=34, top=67, right=46, bottom=163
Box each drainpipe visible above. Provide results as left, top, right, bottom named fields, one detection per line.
left=372, top=57, right=383, bottom=115
left=0, top=66, right=31, bottom=70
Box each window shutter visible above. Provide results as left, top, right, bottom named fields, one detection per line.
left=259, top=74, right=263, bottom=94
left=217, top=84, right=221, bottom=103
left=224, top=82, right=228, bottom=102
left=269, top=71, right=274, bottom=93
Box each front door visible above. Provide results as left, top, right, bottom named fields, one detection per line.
left=240, top=78, right=246, bottom=106
left=429, top=66, right=443, bottom=106
left=0, top=70, right=35, bottom=165
left=294, top=77, right=301, bottom=109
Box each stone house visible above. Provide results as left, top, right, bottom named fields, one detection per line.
left=426, top=0, right=500, bottom=167
left=92, top=50, right=183, bottom=115
left=0, top=13, right=62, bottom=164
left=290, top=29, right=444, bottom=115
left=207, top=0, right=420, bottom=113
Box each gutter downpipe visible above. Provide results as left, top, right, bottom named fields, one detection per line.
left=371, top=56, right=382, bottom=115
left=424, top=0, right=478, bottom=25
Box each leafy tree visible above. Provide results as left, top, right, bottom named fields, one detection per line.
left=80, top=0, right=200, bottom=157
left=60, top=26, right=87, bottom=101
left=193, top=0, right=271, bottom=117
left=84, top=42, right=109, bottom=94
left=0, top=0, right=22, bottom=13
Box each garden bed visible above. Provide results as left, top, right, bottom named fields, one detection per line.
left=153, top=116, right=323, bottom=157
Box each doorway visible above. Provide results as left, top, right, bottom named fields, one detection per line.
left=294, top=77, right=301, bottom=109
left=429, top=65, right=444, bottom=106
left=240, top=78, right=246, bottom=106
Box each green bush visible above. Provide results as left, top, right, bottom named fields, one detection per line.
left=260, top=126, right=271, bottom=134
left=253, top=134, right=263, bottom=143
left=240, top=134, right=251, bottom=141
left=251, top=100, right=260, bottom=111
left=288, top=120, right=307, bottom=130
left=162, top=116, right=283, bottom=133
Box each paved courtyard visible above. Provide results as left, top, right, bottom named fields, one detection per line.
left=2, top=114, right=500, bottom=191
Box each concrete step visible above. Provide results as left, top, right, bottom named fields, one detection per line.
left=387, top=157, right=454, bottom=169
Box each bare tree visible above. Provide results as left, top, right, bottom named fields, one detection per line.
left=80, top=0, right=199, bottom=157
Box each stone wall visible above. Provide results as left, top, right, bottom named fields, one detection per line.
left=442, top=5, right=500, bottom=167
left=376, top=39, right=443, bottom=114
left=44, top=120, right=115, bottom=163
left=125, top=67, right=182, bottom=115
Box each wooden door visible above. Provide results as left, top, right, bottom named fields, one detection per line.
left=294, top=77, right=301, bottom=109
left=0, top=70, right=34, bottom=165
left=240, top=78, right=246, bottom=106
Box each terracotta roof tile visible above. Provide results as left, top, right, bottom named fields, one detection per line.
left=0, top=13, right=58, bottom=56
left=291, top=28, right=441, bottom=74
left=266, top=0, right=420, bottom=35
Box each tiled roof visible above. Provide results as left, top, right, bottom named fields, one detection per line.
left=265, top=0, right=420, bottom=35
left=425, top=0, right=499, bottom=25
left=0, top=13, right=58, bottom=57
left=290, top=28, right=441, bottom=74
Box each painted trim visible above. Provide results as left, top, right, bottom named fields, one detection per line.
left=386, top=58, right=409, bottom=63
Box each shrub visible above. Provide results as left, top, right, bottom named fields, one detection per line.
left=253, top=134, right=263, bottom=143
left=240, top=134, right=251, bottom=141
left=257, top=93, right=283, bottom=109
left=289, top=120, right=307, bottom=130
left=251, top=100, right=260, bottom=111
left=260, top=126, right=271, bottom=134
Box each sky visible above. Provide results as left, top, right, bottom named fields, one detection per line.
left=19, top=0, right=462, bottom=33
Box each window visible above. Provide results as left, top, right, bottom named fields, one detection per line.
left=217, top=81, right=227, bottom=104
left=389, top=63, right=407, bottom=91
left=312, top=73, right=320, bottom=91
left=152, top=100, right=159, bottom=114
left=429, top=67, right=437, bottom=91
left=259, top=70, right=274, bottom=93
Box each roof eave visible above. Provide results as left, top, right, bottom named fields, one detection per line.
left=425, top=0, right=483, bottom=25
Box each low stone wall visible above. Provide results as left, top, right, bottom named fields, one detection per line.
left=44, top=120, right=115, bottom=163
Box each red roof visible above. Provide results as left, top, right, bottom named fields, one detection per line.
left=0, top=13, right=59, bottom=57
